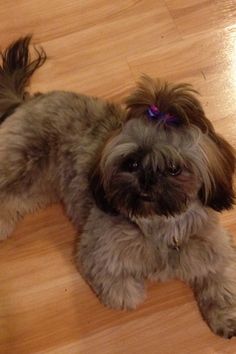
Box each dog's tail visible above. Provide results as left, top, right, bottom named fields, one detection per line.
left=0, top=35, right=46, bottom=123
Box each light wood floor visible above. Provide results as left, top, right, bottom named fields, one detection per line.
left=0, top=1, right=236, bottom=353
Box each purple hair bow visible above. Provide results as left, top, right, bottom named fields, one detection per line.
left=147, top=105, right=179, bottom=125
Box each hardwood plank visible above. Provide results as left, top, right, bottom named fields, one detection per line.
left=0, top=1, right=179, bottom=59
left=0, top=1, right=153, bottom=46
left=31, top=57, right=135, bottom=101
left=165, top=0, right=236, bottom=37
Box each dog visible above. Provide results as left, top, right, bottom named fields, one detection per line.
left=0, top=36, right=236, bottom=339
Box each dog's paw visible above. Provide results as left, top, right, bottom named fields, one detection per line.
left=99, top=277, right=146, bottom=311
left=207, top=308, right=236, bottom=339
left=215, top=325, right=236, bottom=339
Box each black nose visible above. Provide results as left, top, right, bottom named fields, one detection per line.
left=139, top=170, right=157, bottom=191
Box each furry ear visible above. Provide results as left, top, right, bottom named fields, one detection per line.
left=199, top=133, right=235, bottom=211
left=89, top=163, right=116, bottom=214
left=125, top=75, right=235, bottom=211
left=124, top=75, right=214, bottom=133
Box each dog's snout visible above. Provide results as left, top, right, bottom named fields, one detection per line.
left=140, top=169, right=157, bottom=191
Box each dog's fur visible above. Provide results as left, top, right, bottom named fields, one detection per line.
left=1, top=37, right=236, bottom=339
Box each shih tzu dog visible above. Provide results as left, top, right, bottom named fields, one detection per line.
left=0, top=36, right=236, bottom=339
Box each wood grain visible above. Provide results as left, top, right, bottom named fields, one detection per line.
left=0, top=1, right=236, bottom=353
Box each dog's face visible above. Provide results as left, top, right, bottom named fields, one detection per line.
left=90, top=76, right=235, bottom=218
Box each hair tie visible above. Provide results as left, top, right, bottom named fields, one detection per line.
left=147, top=105, right=179, bottom=125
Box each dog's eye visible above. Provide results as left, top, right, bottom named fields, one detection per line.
left=122, top=159, right=140, bottom=173
left=167, top=164, right=182, bottom=176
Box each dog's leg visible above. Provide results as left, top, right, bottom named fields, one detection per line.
left=0, top=187, right=57, bottom=240
left=177, top=225, right=236, bottom=338
left=192, top=262, right=236, bottom=339
left=77, top=207, right=156, bottom=310
left=0, top=130, right=57, bottom=240
left=0, top=175, right=57, bottom=240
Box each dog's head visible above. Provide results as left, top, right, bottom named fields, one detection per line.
left=90, top=76, right=235, bottom=218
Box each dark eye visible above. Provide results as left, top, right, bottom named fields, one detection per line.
left=122, top=158, right=140, bottom=173
left=167, top=164, right=182, bottom=176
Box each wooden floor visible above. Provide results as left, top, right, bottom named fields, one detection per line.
left=0, top=1, right=236, bottom=353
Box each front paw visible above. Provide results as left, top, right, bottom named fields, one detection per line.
left=98, top=277, right=146, bottom=311
left=205, top=307, right=236, bottom=339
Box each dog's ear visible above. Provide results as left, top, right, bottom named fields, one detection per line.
left=89, top=163, right=116, bottom=214
left=125, top=75, right=235, bottom=211
left=199, top=133, right=235, bottom=211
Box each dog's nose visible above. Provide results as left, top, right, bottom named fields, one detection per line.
left=140, top=170, right=157, bottom=191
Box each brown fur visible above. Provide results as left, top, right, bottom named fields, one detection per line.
left=125, top=75, right=235, bottom=211
left=0, top=37, right=236, bottom=339
left=0, top=36, right=46, bottom=122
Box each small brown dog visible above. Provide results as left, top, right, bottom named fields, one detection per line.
left=0, top=37, right=235, bottom=339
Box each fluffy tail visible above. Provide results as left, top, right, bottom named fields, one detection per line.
left=0, top=36, right=46, bottom=123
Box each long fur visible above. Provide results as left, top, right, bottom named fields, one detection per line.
left=1, top=37, right=236, bottom=339
left=0, top=36, right=46, bottom=122
left=125, top=75, right=235, bottom=211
